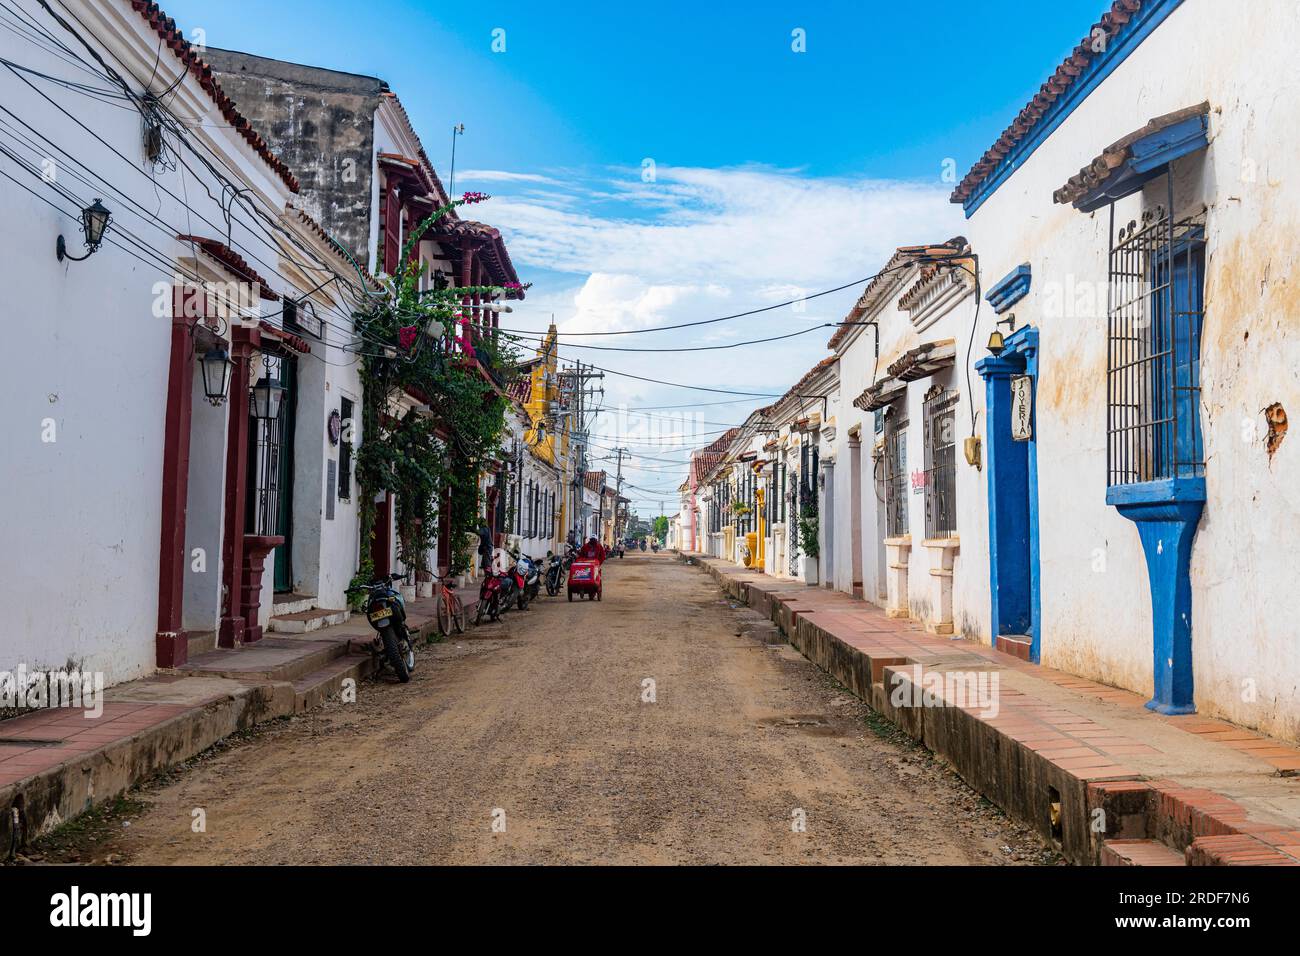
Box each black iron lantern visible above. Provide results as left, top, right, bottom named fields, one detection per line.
left=986, top=313, right=1016, bottom=357
left=57, top=199, right=112, bottom=262
left=251, top=360, right=286, bottom=420
left=200, top=346, right=232, bottom=406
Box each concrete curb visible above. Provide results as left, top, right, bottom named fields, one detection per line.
left=1, top=681, right=283, bottom=854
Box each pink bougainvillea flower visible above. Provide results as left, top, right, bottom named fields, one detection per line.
left=398, top=326, right=419, bottom=350
left=460, top=191, right=490, bottom=204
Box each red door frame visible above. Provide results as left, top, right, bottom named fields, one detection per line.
left=372, top=491, right=392, bottom=578
left=154, top=288, right=199, bottom=668
left=217, top=322, right=261, bottom=647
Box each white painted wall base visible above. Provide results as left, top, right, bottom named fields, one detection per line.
left=922, top=537, right=960, bottom=635
left=884, top=535, right=912, bottom=618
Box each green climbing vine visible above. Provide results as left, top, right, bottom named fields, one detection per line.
left=349, top=194, right=522, bottom=591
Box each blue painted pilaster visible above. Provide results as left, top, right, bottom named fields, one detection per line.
left=1107, top=478, right=1205, bottom=714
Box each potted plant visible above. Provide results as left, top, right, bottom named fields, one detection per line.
left=790, top=492, right=819, bottom=585
left=415, top=569, right=434, bottom=599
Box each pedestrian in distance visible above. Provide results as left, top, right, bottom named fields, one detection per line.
left=477, top=518, right=494, bottom=579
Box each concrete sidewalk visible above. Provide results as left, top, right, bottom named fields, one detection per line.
left=0, top=586, right=479, bottom=855
left=683, top=552, right=1300, bottom=866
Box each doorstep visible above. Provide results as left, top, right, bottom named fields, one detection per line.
left=0, top=588, right=482, bottom=854
left=683, top=554, right=1300, bottom=866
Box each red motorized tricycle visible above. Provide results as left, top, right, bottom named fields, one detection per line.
left=567, top=557, right=602, bottom=601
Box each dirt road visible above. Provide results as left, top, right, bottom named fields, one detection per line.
left=59, top=554, right=1053, bottom=865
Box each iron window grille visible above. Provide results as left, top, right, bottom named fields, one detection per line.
left=923, top=387, right=958, bottom=539
left=338, top=397, right=353, bottom=500
left=1106, top=197, right=1206, bottom=487
left=247, top=356, right=290, bottom=538
left=788, top=469, right=801, bottom=576
left=883, top=407, right=909, bottom=537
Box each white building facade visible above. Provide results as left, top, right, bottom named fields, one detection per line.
left=947, top=0, right=1300, bottom=736
left=0, top=0, right=370, bottom=679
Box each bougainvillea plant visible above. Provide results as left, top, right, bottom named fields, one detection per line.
left=349, top=194, right=522, bottom=592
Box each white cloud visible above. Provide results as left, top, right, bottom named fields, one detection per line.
left=458, top=169, right=563, bottom=185
left=482, top=164, right=964, bottom=484
left=491, top=165, right=960, bottom=284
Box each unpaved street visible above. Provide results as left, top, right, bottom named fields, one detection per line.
left=68, top=554, right=1052, bottom=865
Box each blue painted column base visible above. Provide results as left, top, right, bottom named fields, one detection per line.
left=1107, top=478, right=1205, bottom=715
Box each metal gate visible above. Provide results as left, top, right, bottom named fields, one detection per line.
left=883, top=407, right=908, bottom=537
left=923, top=387, right=958, bottom=538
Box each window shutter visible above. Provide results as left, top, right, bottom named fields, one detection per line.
left=383, top=180, right=401, bottom=274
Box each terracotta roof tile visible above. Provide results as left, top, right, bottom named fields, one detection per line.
left=828, top=240, right=967, bottom=349
left=286, top=204, right=382, bottom=290
left=177, top=234, right=279, bottom=300
left=129, top=2, right=299, bottom=193
left=1052, top=102, right=1209, bottom=206
left=949, top=0, right=1148, bottom=207
left=379, top=92, right=453, bottom=210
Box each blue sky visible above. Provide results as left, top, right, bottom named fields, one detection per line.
left=164, top=0, right=1108, bottom=508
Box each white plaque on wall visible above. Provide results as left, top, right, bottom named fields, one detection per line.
left=1011, top=375, right=1033, bottom=442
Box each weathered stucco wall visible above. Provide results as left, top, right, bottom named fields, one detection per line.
left=0, top=2, right=296, bottom=685
left=832, top=275, right=991, bottom=642
left=206, top=49, right=382, bottom=266
left=963, top=0, right=1300, bottom=740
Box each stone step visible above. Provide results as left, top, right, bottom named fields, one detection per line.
left=178, top=637, right=346, bottom=684
left=271, top=592, right=316, bottom=617
left=185, top=629, right=217, bottom=657
left=1101, top=838, right=1188, bottom=866
left=268, top=607, right=351, bottom=633
left=995, top=634, right=1032, bottom=661
left=1186, top=834, right=1300, bottom=866
left=290, top=653, right=375, bottom=713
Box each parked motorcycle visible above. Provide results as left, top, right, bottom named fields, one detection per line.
left=544, top=548, right=571, bottom=596
left=518, top=554, right=541, bottom=605
left=346, top=572, right=416, bottom=683
left=477, top=564, right=516, bottom=624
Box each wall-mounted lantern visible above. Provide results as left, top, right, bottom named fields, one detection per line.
left=986, top=313, right=1017, bottom=356
left=57, top=199, right=113, bottom=262
left=200, top=346, right=232, bottom=406
left=251, top=358, right=286, bottom=420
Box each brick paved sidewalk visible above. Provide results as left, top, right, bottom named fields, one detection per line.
left=0, top=588, right=481, bottom=854
left=685, top=552, right=1300, bottom=866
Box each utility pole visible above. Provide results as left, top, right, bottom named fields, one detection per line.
left=560, top=360, right=604, bottom=540
left=612, top=446, right=628, bottom=544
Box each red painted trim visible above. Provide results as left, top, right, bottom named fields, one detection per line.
left=383, top=180, right=401, bottom=275
left=258, top=320, right=311, bottom=354
left=372, top=491, right=392, bottom=577
left=240, top=535, right=282, bottom=643
left=154, top=289, right=199, bottom=668
left=218, top=325, right=260, bottom=647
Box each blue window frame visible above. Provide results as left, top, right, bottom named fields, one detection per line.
left=1106, top=206, right=1206, bottom=487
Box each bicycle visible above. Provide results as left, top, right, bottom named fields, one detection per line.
left=434, top=572, right=467, bottom=638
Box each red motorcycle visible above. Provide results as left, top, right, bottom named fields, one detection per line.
left=475, top=554, right=530, bottom=623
